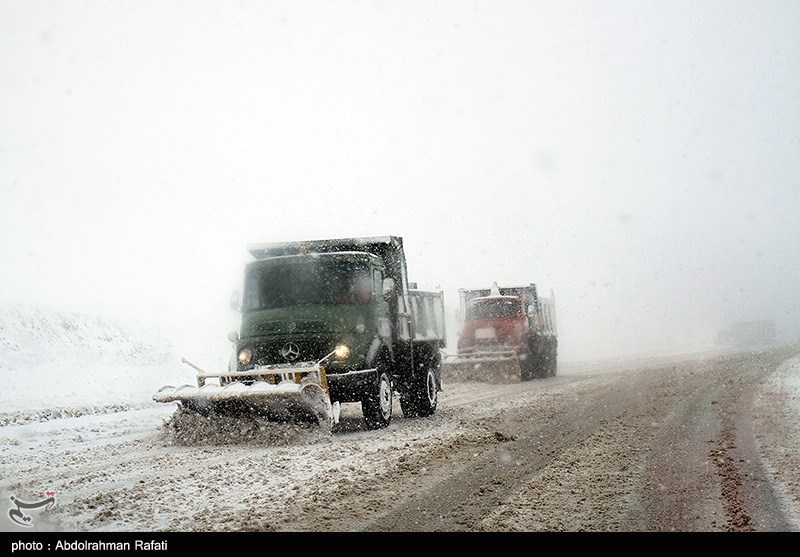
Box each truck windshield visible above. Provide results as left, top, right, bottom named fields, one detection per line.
left=466, top=298, right=523, bottom=320
left=243, top=259, right=374, bottom=311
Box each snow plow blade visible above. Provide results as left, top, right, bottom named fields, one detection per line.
left=153, top=363, right=340, bottom=428
left=440, top=350, right=523, bottom=383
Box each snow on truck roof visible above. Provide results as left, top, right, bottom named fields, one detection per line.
left=458, top=283, right=537, bottom=293
left=469, top=294, right=523, bottom=303
left=246, top=236, right=409, bottom=287
left=459, top=283, right=555, bottom=303
left=245, top=251, right=382, bottom=265
left=247, top=236, right=401, bottom=259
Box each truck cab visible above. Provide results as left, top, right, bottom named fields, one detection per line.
left=457, top=294, right=528, bottom=355
left=235, top=251, right=389, bottom=401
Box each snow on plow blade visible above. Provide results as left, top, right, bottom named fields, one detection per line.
left=440, top=350, right=523, bottom=383
left=154, top=364, right=339, bottom=427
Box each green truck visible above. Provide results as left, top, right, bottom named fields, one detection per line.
left=154, top=236, right=447, bottom=430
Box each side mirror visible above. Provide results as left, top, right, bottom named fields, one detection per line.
left=230, top=289, right=242, bottom=312
left=382, top=277, right=396, bottom=299
left=227, top=330, right=239, bottom=343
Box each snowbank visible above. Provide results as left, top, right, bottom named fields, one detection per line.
left=0, top=305, right=188, bottom=422
left=0, top=304, right=174, bottom=369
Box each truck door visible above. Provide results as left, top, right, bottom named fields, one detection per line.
left=393, top=290, right=414, bottom=375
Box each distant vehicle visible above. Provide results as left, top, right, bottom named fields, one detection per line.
left=154, top=236, right=446, bottom=431
left=443, top=282, right=557, bottom=381
left=716, top=319, right=776, bottom=347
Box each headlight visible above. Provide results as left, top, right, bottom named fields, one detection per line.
left=238, top=349, right=252, bottom=365
left=334, top=344, right=350, bottom=359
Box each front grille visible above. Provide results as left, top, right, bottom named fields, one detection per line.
left=254, top=338, right=331, bottom=367
left=255, top=320, right=326, bottom=336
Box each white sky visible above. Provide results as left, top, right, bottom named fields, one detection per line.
left=2, top=0, right=799, bottom=362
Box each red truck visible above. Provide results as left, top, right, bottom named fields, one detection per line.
left=444, top=282, right=557, bottom=381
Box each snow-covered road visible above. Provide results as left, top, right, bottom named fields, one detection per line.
left=2, top=307, right=799, bottom=532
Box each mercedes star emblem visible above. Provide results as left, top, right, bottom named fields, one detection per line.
left=281, top=342, right=300, bottom=361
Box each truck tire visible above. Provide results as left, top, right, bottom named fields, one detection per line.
left=400, top=359, right=439, bottom=418
left=518, top=354, right=532, bottom=381
left=362, top=369, right=393, bottom=430
left=518, top=344, right=536, bottom=381
left=548, top=344, right=558, bottom=377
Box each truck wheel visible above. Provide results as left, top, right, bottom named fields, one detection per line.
left=400, top=364, right=438, bottom=418
left=537, top=351, right=551, bottom=379
left=548, top=345, right=558, bottom=377
left=518, top=348, right=535, bottom=381
left=362, top=370, right=393, bottom=430
left=525, top=348, right=548, bottom=380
